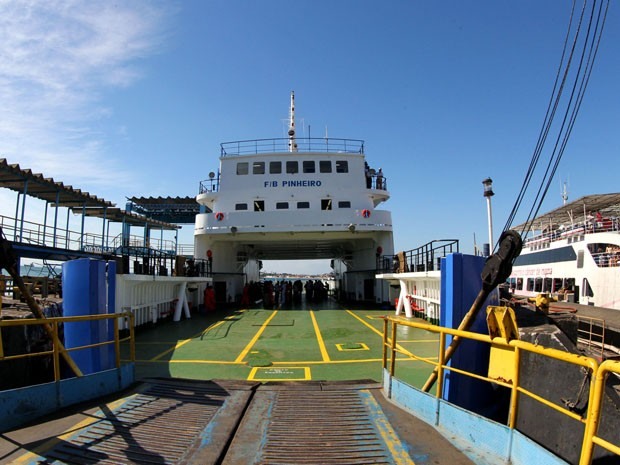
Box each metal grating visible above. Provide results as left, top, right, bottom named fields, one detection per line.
left=223, top=385, right=407, bottom=465
left=262, top=390, right=392, bottom=464
left=43, top=381, right=232, bottom=464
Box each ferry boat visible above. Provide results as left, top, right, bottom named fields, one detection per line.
left=508, top=193, right=620, bottom=310
left=194, top=92, right=394, bottom=305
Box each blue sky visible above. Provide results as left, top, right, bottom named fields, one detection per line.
left=1, top=1, right=618, bottom=274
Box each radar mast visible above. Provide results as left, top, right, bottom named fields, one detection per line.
left=288, top=91, right=298, bottom=152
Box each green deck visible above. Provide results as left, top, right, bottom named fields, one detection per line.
left=124, top=299, right=440, bottom=388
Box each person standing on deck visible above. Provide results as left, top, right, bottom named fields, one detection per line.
left=376, top=168, right=384, bottom=189
left=204, top=285, right=216, bottom=312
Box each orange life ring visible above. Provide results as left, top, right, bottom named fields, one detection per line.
left=362, top=209, right=371, bottom=218
left=215, top=212, right=224, bottom=221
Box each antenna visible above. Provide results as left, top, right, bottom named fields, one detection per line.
left=288, top=91, right=298, bottom=152
left=561, top=180, right=569, bottom=205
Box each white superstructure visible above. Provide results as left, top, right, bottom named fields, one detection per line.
left=509, top=193, right=620, bottom=310
left=194, top=93, right=394, bottom=304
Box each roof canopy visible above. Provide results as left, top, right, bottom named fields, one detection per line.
left=514, top=193, right=620, bottom=231
left=1, top=159, right=179, bottom=230
left=74, top=207, right=180, bottom=230
left=128, top=196, right=202, bottom=224
left=0, top=158, right=113, bottom=208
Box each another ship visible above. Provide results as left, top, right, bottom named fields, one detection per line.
left=509, top=193, right=620, bottom=310
left=194, top=92, right=394, bottom=305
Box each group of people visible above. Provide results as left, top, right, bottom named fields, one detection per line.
left=364, top=162, right=384, bottom=190
left=593, top=245, right=620, bottom=267
left=239, top=279, right=331, bottom=309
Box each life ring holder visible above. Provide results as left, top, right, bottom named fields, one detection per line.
left=215, top=212, right=224, bottom=221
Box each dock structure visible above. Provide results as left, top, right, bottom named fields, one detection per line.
left=377, top=239, right=459, bottom=323
left=0, top=159, right=211, bottom=328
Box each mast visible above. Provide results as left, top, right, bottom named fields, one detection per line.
left=288, top=91, right=298, bottom=152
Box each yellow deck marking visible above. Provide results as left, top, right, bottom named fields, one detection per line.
left=12, top=396, right=131, bottom=463
left=135, top=356, right=429, bottom=365
left=359, top=390, right=415, bottom=464
left=346, top=310, right=415, bottom=357
left=310, top=310, right=331, bottom=362
left=248, top=366, right=311, bottom=381
left=234, top=310, right=278, bottom=363
left=336, top=342, right=369, bottom=351
left=398, top=339, right=438, bottom=343
left=150, top=319, right=227, bottom=361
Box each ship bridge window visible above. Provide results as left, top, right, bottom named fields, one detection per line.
left=276, top=202, right=289, bottom=210
left=553, top=278, right=563, bottom=292
left=286, top=161, right=298, bottom=174
left=270, top=161, right=282, bottom=174
left=235, top=203, right=248, bottom=211
left=534, top=278, right=543, bottom=292
left=338, top=201, right=351, bottom=208
left=320, top=161, right=332, bottom=173
left=336, top=160, right=348, bottom=173
left=297, top=201, right=310, bottom=209
left=253, top=162, right=265, bottom=174
left=321, top=199, right=332, bottom=210
left=254, top=200, right=264, bottom=212
left=526, top=278, right=535, bottom=292
left=303, top=161, right=315, bottom=173
left=237, top=162, right=249, bottom=175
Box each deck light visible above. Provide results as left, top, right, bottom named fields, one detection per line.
left=482, top=177, right=494, bottom=255
left=482, top=177, right=494, bottom=197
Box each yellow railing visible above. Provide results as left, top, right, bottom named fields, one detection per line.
left=381, top=316, right=619, bottom=465
left=0, top=312, right=135, bottom=382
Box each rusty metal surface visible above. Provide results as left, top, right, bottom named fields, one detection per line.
left=41, top=379, right=255, bottom=465
left=222, top=382, right=410, bottom=465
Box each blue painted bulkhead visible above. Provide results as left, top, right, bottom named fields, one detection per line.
left=62, top=258, right=116, bottom=374
left=440, top=253, right=508, bottom=420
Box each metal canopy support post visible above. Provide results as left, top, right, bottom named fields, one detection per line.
left=80, top=202, right=86, bottom=249
left=43, top=201, right=48, bottom=246
left=53, top=191, right=60, bottom=247
left=13, top=192, right=20, bottom=241
left=101, top=206, right=107, bottom=250
left=66, top=208, right=70, bottom=249
left=19, top=180, right=28, bottom=242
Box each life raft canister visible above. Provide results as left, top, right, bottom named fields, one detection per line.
left=215, top=212, right=224, bottom=221
left=362, top=209, right=371, bottom=218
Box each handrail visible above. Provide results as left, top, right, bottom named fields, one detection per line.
left=220, top=137, right=365, bottom=156
left=0, top=312, right=135, bottom=384
left=584, top=359, right=620, bottom=462
left=523, top=216, right=620, bottom=248
left=380, top=239, right=460, bottom=273
left=381, top=316, right=619, bottom=465
left=1, top=214, right=178, bottom=258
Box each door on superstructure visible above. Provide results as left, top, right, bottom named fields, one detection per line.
left=214, top=281, right=227, bottom=305
left=363, top=279, right=375, bottom=302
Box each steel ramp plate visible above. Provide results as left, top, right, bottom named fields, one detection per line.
left=34, top=378, right=256, bottom=465
left=222, top=382, right=414, bottom=465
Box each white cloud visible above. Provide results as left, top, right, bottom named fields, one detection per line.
left=0, top=1, right=169, bottom=204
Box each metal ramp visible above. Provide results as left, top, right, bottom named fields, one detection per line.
left=222, top=382, right=411, bottom=465
left=19, top=379, right=473, bottom=465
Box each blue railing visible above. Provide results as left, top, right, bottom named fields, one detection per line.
left=220, top=137, right=365, bottom=156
